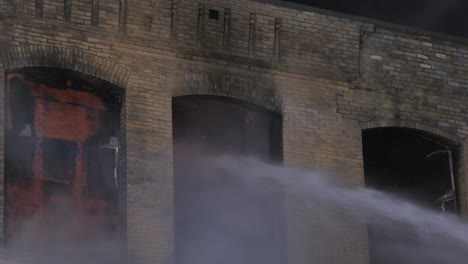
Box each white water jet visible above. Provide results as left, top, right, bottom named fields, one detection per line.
left=2, top=153, right=467, bottom=264
left=185, top=154, right=468, bottom=264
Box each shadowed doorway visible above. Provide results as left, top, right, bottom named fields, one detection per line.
left=362, top=127, right=458, bottom=264
left=172, top=95, right=284, bottom=264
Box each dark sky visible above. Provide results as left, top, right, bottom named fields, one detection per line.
left=284, top=0, right=468, bottom=38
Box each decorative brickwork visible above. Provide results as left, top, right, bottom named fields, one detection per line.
left=360, top=119, right=462, bottom=145
left=0, top=45, right=131, bottom=88
left=169, top=72, right=282, bottom=112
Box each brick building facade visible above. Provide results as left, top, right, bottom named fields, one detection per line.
left=0, top=0, right=468, bottom=263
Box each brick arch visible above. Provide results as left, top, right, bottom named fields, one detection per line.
left=0, top=46, right=129, bottom=243
left=0, top=45, right=131, bottom=88
left=169, top=72, right=283, bottom=113
left=360, top=119, right=462, bottom=145
left=361, top=118, right=468, bottom=216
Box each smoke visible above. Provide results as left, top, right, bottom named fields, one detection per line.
left=175, top=153, right=468, bottom=264
left=2, top=153, right=468, bottom=264
left=0, top=203, right=126, bottom=264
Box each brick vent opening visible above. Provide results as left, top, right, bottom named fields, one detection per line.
left=209, top=9, right=220, bottom=20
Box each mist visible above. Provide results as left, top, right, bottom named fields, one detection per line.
left=174, top=153, right=468, bottom=264
left=2, top=153, right=468, bottom=263
left=0, top=204, right=126, bottom=264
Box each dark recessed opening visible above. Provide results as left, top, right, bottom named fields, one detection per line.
left=173, top=95, right=284, bottom=264
left=209, top=9, right=220, bottom=20
left=41, top=139, right=77, bottom=182
left=362, top=127, right=458, bottom=264
left=42, top=181, right=72, bottom=196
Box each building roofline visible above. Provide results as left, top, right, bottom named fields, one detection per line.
left=252, top=0, right=468, bottom=46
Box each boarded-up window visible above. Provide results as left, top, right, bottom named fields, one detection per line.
left=5, top=68, right=123, bottom=244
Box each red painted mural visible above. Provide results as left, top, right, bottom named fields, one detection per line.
left=5, top=70, right=122, bottom=244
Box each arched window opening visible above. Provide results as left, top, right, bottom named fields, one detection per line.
left=5, top=67, right=125, bottom=245
left=362, top=127, right=459, bottom=264
left=172, top=95, right=284, bottom=264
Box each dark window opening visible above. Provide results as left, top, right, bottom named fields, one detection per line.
left=173, top=95, right=284, bottom=264
left=42, top=181, right=73, bottom=196
left=209, top=9, right=220, bottom=20
left=40, top=139, right=77, bottom=182
left=362, top=127, right=458, bottom=264
left=8, top=77, right=34, bottom=135
left=86, top=147, right=118, bottom=194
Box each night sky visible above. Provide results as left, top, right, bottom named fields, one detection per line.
left=284, top=0, right=468, bottom=38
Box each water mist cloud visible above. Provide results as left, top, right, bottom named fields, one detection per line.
left=2, top=153, right=468, bottom=264
left=180, top=154, right=468, bottom=264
